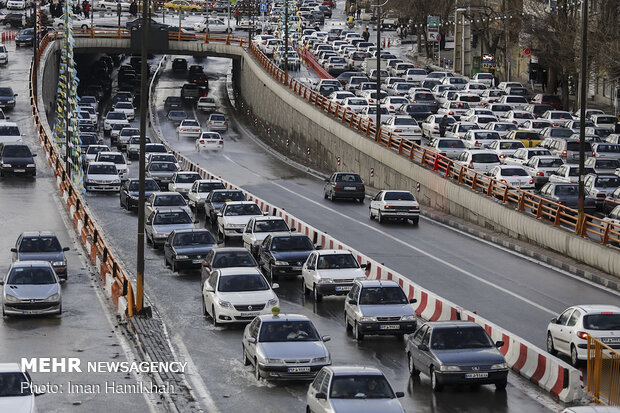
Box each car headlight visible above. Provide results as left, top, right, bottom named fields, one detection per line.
left=401, top=315, right=417, bottom=321
left=26, top=163, right=36, bottom=168
left=274, top=260, right=288, bottom=266
left=1, top=163, right=11, bottom=167
left=176, top=255, right=189, bottom=260
left=265, top=358, right=284, bottom=365
left=355, top=276, right=367, bottom=281
left=491, top=363, right=507, bottom=370
left=44, top=293, right=60, bottom=302
left=129, top=195, right=139, bottom=201
left=440, top=365, right=461, bottom=372
left=360, top=316, right=377, bottom=322
left=218, top=300, right=232, bottom=309
left=311, top=357, right=330, bottom=364
left=267, top=298, right=278, bottom=307
left=317, top=278, right=333, bottom=284
left=7, top=99, right=14, bottom=103
left=4, top=293, right=19, bottom=302
left=52, top=260, right=66, bottom=266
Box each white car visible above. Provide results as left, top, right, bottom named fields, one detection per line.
left=103, top=111, right=128, bottom=135
left=521, top=119, right=553, bottom=133
left=590, top=114, right=617, bottom=130
left=540, top=110, right=575, bottom=127
left=145, top=191, right=191, bottom=218
left=485, top=165, right=534, bottom=189
left=94, top=151, right=129, bottom=180
left=486, top=103, right=513, bottom=119
left=168, top=171, right=202, bottom=197
left=216, top=201, right=265, bottom=242
left=0, top=363, right=38, bottom=411
left=497, top=81, right=523, bottom=91
left=522, top=155, right=566, bottom=186
left=340, top=97, right=369, bottom=113
left=497, top=95, right=530, bottom=110
left=176, top=119, right=202, bottom=139
left=547, top=305, right=620, bottom=366
left=359, top=105, right=390, bottom=125
left=187, top=179, right=225, bottom=210
left=471, top=72, right=494, bottom=87
left=487, top=139, right=525, bottom=161
left=202, top=267, right=279, bottom=325
left=549, top=164, right=596, bottom=184
left=503, top=110, right=535, bottom=127
left=78, top=104, right=98, bottom=123
left=404, top=68, right=427, bottom=84
left=467, top=115, right=499, bottom=127
left=454, top=150, right=501, bottom=173
left=53, top=16, right=92, bottom=29
left=195, top=131, right=224, bottom=151
left=421, top=115, right=456, bottom=139
left=368, top=190, right=420, bottom=224
left=301, top=250, right=367, bottom=301
left=0, top=44, right=8, bottom=65
left=207, top=113, right=228, bottom=133
left=445, top=121, right=477, bottom=139
left=382, top=116, right=422, bottom=144
left=242, top=216, right=291, bottom=257
left=0, top=122, right=22, bottom=144
left=503, top=147, right=553, bottom=166
left=462, top=129, right=501, bottom=149
left=84, top=162, right=121, bottom=192
left=484, top=122, right=518, bottom=137
left=6, top=0, right=28, bottom=9
left=96, top=0, right=131, bottom=11
left=193, top=17, right=230, bottom=33
left=327, top=91, right=355, bottom=105
left=82, top=144, right=110, bottom=166
left=112, top=101, right=135, bottom=120
left=437, top=101, right=470, bottom=120
left=463, top=82, right=489, bottom=95
left=197, top=97, right=217, bottom=112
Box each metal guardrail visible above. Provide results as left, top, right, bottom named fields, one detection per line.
left=587, top=336, right=620, bottom=406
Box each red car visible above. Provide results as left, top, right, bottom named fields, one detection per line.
left=604, top=187, right=620, bottom=214
left=531, top=93, right=563, bottom=110
left=322, top=0, right=336, bottom=7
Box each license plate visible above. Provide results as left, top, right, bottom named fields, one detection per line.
left=192, top=259, right=202, bottom=264
left=603, top=337, right=620, bottom=344
left=240, top=312, right=259, bottom=317
left=335, top=286, right=352, bottom=292
left=379, top=324, right=400, bottom=330
left=14, top=169, right=25, bottom=173
left=344, top=186, right=355, bottom=190
left=292, top=266, right=302, bottom=271
left=465, top=372, right=489, bottom=379
left=396, top=212, right=409, bottom=215
left=288, top=367, right=311, bottom=373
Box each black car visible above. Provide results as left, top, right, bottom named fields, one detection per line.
left=126, top=17, right=170, bottom=30
left=258, top=233, right=316, bottom=280
left=200, top=247, right=258, bottom=288
left=164, top=229, right=218, bottom=272
left=164, top=96, right=183, bottom=110
left=78, top=133, right=102, bottom=153
left=11, top=231, right=70, bottom=280
left=397, top=103, right=432, bottom=122
left=0, top=143, right=36, bottom=177
left=15, top=28, right=34, bottom=47
left=172, top=58, right=188, bottom=73
left=323, top=172, right=365, bottom=202
left=0, top=12, right=25, bottom=28
left=204, top=189, right=247, bottom=225
left=0, top=87, right=17, bottom=110
left=78, top=123, right=98, bottom=134
left=119, top=178, right=161, bottom=210
left=336, top=71, right=360, bottom=86
left=188, top=72, right=208, bottom=87
left=318, top=5, right=332, bottom=18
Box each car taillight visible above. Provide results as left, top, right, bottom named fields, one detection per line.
left=385, top=205, right=394, bottom=209
left=597, top=194, right=605, bottom=198
left=499, top=154, right=506, bottom=159
left=449, top=111, right=454, bottom=115
left=592, top=151, right=596, bottom=157
left=390, top=105, right=394, bottom=109
left=475, top=141, right=481, bottom=146
left=334, top=185, right=343, bottom=189
left=224, top=122, right=228, bottom=125
left=576, top=331, right=589, bottom=340
left=359, top=186, right=365, bottom=190
left=536, top=172, right=544, bottom=176
left=199, top=140, right=204, bottom=144
left=410, top=206, right=420, bottom=210
left=561, top=150, right=567, bottom=157
left=513, top=121, right=518, bottom=125
left=439, top=152, right=447, bottom=156
left=529, top=179, right=534, bottom=184
left=557, top=201, right=566, bottom=205
left=601, top=312, right=614, bottom=314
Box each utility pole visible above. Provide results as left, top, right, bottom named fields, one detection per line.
left=284, top=0, right=288, bottom=84
left=248, top=0, right=253, bottom=46
left=32, top=1, right=37, bottom=95
left=373, top=1, right=387, bottom=139
left=65, top=0, right=71, bottom=179
left=577, top=0, right=588, bottom=233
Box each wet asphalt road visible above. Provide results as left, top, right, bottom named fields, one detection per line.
left=74, top=53, right=576, bottom=412
left=0, top=45, right=152, bottom=411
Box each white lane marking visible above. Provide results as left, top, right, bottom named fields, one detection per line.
left=269, top=181, right=558, bottom=315
left=425, top=216, right=620, bottom=298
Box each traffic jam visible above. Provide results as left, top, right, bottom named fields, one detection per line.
left=1, top=0, right=620, bottom=412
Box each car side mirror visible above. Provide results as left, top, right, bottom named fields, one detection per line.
left=324, top=179, right=329, bottom=183
left=14, top=93, right=18, bottom=97
left=360, top=263, right=367, bottom=269
left=347, top=299, right=357, bottom=305
left=409, top=298, right=417, bottom=304
left=0, top=280, right=4, bottom=285
left=550, top=317, right=557, bottom=324
left=32, top=153, right=37, bottom=157
left=217, top=212, right=222, bottom=217
left=315, top=392, right=327, bottom=400
left=290, top=227, right=296, bottom=232
left=418, top=344, right=429, bottom=351
left=395, top=391, right=405, bottom=398
left=194, top=219, right=199, bottom=224
left=322, top=335, right=331, bottom=342
left=315, top=245, right=322, bottom=250
left=10, top=248, right=17, bottom=253
left=272, top=283, right=279, bottom=289
left=495, top=340, right=505, bottom=348
left=246, top=337, right=256, bottom=344
left=63, top=247, right=70, bottom=252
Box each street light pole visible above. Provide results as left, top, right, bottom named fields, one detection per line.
left=577, top=0, right=589, bottom=233
left=373, top=0, right=387, bottom=139
left=284, top=0, right=288, bottom=84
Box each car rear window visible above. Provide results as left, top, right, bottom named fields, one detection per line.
left=384, top=191, right=415, bottom=201
left=472, top=153, right=499, bottom=163
left=567, top=142, right=592, bottom=151
left=583, top=313, right=620, bottom=330
left=437, top=139, right=465, bottom=148
left=515, top=132, right=539, bottom=140
left=458, top=95, right=481, bottom=103
left=414, top=93, right=434, bottom=100
left=501, top=168, right=528, bottom=176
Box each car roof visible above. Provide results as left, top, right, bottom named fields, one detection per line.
left=0, top=363, right=23, bottom=373
left=571, top=304, right=620, bottom=313
left=19, top=231, right=57, bottom=238
left=425, top=320, right=482, bottom=329
left=11, top=260, right=55, bottom=268
left=258, top=313, right=310, bottom=322
left=212, top=247, right=250, bottom=253
left=195, top=179, right=222, bottom=183
left=356, top=279, right=400, bottom=288
left=327, top=366, right=384, bottom=376
left=88, top=161, right=115, bottom=167
left=253, top=216, right=286, bottom=221
left=217, top=267, right=262, bottom=276
left=317, top=249, right=355, bottom=255
left=171, top=229, right=212, bottom=235
left=154, top=191, right=183, bottom=196
left=224, top=201, right=257, bottom=206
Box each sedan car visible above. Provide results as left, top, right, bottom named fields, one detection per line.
left=94, top=151, right=128, bottom=180
left=0, top=143, right=36, bottom=177
left=421, top=114, right=456, bottom=139
left=547, top=305, right=620, bottom=366
left=306, top=366, right=405, bottom=413
left=368, top=190, right=420, bottom=224
left=176, top=119, right=202, bottom=140
left=84, top=162, right=121, bottom=192
left=243, top=314, right=331, bottom=381
left=461, top=130, right=501, bottom=149
left=345, top=280, right=417, bottom=340
left=585, top=157, right=620, bottom=175
left=382, top=116, right=422, bottom=144
left=538, top=183, right=597, bottom=211
left=145, top=209, right=197, bottom=248
left=202, top=267, right=279, bottom=325
left=197, top=97, right=217, bottom=112
left=0, top=87, right=17, bottom=111
left=187, top=179, right=225, bottom=210
left=216, top=201, right=265, bottom=242
left=200, top=247, right=258, bottom=288
left=207, top=113, right=228, bottom=133
left=102, top=111, right=128, bottom=135
left=406, top=321, right=509, bottom=391
left=2, top=261, right=62, bottom=316
left=204, top=189, right=247, bottom=225
left=119, top=178, right=160, bottom=210
left=584, top=174, right=620, bottom=209
left=163, top=229, right=218, bottom=272
left=167, top=110, right=188, bottom=125
left=168, top=171, right=202, bottom=198
left=146, top=161, right=179, bottom=187
left=323, top=172, right=365, bottom=203
left=454, top=150, right=501, bottom=174
left=522, top=156, right=567, bottom=187
left=485, top=165, right=535, bottom=190
left=11, top=231, right=69, bottom=280
left=258, top=233, right=316, bottom=280
left=302, top=250, right=367, bottom=301
left=196, top=131, right=224, bottom=152
left=429, top=137, right=467, bottom=159
left=241, top=216, right=292, bottom=257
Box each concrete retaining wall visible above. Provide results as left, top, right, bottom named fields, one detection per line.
left=238, top=50, right=620, bottom=279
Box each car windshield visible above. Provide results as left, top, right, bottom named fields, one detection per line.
left=89, top=164, right=116, bottom=174
left=270, top=236, right=314, bottom=251
left=176, top=173, right=200, bottom=184
left=499, top=142, right=524, bottom=150
left=107, top=112, right=126, bottom=120
left=583, top=313, right=620, bottom=330
left=80, top=135, right=98, bottom=145
left=8, top=266, right=56, bottom=285
left=515, top=132, right=539, bottom=140
left=555, top=185, right=579, bottom=195
left=0, top=372, right=31, bottom=397
left=150, top=154, right=176, bottom=163
left=329, top=375, right=394, bottom=399
left=431, top=327, right=495, bottom=350
left=197, top=182, right=225, bottom=193
left=539, top=158, right=564, bottom=167
left=217, top=273, right=269, bottom=292
left=259, top=320, right=321, bottom=342
left=154, top=194, right=186, bottom=206
left=359, top=286, right=408, bottom=305
left=384, top=191, right=415, bottom=201
left=317, top=253, right=358, bottom=269
left=212, top=191, right=246, bottom=202
left=150, top=162, right=178, bottom=172
left=212, top=251, right=255, bottom=268
left=3, top=145, right=31, bottom=157
left=153, top=211, right=192, bottom=225
left=98, top=154, right=124, bottom=164
left=225, top=204, right=262, bottom=216
left=0, top=125, right=19, bottom=136
left=335, top=174, right=362, bottom=183
left=595, top=177, right=620, bottom=187
left=18, top=236, right=61, bottom=252
left=173, top=231, right=215, bottom=246
left=129, top=180, right=159, bottom=191
left=501, top=168, right=528, bottom=176
left=471, top=153, right=499, bottom=163
left=254, top=220, right=288, bottom=232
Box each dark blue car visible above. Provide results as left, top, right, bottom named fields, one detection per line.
left=11, top=232, right=70, bottom=280
left=163, top=229, right=218, bottom=272
left=0, top=143, right=36, bottom=176
left=119, top=178, right=160, bottom=210
left=258, top=233, right=317, bottom=279
left=0, top=87, right=17, bottom=111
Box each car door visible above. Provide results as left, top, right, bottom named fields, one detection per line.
left=242, top=218, right=255, bottom=251
left=163, top=232, right=174, bottom=264
left=258, top=236, right=272, bottom=271
left=145, top=212, right=155, bottom=238
left=203, top=272, right=219, bottom=313
left=188, top=182, right=198, bottom=207
left=302, top=252, right=318, bottom=290
left=409, top=324, right=430, bottom=371
left=369, top=191, right=383, bottom=215
left=549, top=308, right=575, bottom=355
left=200, top=250, right=215, bottom=288
left=145, top=193, right=155, bottom=217
left=245, top=318, right=261, bottom=362
left=565, top=309, right=582, bottom=350
left=344, top=283, right=361, bottom=324
left=307, top=369, right=328, bottom=413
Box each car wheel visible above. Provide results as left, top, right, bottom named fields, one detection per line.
left=570, top=344, right=580, bottom=367
left=302, top=278, right=310, bottom=296
left=378, top=211, right=384, bottom=224
left=358, top=197, right=364, bottom=204
left=408, top=352, right=420, bottom=377
left=313, top=285, right=323, bottom=302
left=495, top=378, right=507, bottom=391
left=345, top=312, right=352, bottom=331
left=81, top=24, right=89, bottom=29
left=56, top=305, right=62, bottom=316
left=171, top=260, right=177, bottom=273
left=328, top=190, right=335, bottom=201
left=254, top=361, right=261, bottom=381
left=412, top=217, right=419, bottom=225
left=546, top=332, right=557, bottom=356
left=242, top=345, right=250, bottom=366
left=354, top=321, right=364, bottom=341
left=323, top=190, right=328, bottom=199
left=431, top=367, right=443, bottom=391
left=202, top=296, right=208, bottom=316
left=164, top=255, right=169, bottom=267
left=212, top=306, right=221, bottom=327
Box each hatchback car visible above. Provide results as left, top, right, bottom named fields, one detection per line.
left=302, top=250, right=367, bottom=301
left=368, top=190, right=420, bottom=224
left=406, top=321, right=509, bottom=391
left=0, top=363, right=38, bottom=410
left=547, top=305, right=620, bottom=365
left=2, top=261, right=62, bottom=316
left=145, top=209, right=197, bottom=248
left=12, top=232, right=70, bottom=280
left=323, top=172, right=365, bottom=203
left=163, top=229, right=218, bottom=272
left=0, top=143, right=36, bottom=176
left=243, top=314, right=331, bottom=381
